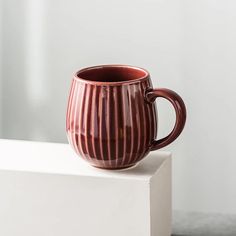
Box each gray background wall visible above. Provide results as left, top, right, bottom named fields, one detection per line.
left=1, top=0, right=236, bottom=216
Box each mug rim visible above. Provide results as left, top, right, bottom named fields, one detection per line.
left=74, top=64, right=150, bottom=85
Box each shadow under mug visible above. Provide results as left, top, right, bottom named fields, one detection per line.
left=66, top=65, right=186, bottom=169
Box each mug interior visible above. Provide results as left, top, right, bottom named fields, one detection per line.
left=76, top=65, right=148, bottom=83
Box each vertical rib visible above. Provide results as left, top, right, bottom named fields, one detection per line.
left=117, top=86, right=124, bottom=167
left=93, top=86, right=102, bottom=162
left=98, top=87, right=105, bottom=165
left=121, top=86, right=128, bottom=166
left=137, top=82, right=147, bottom=161
left=106, top=86, right=112, bottom=166
left=146, top=82, right=155, bottom=147
left=79, top=83, right=88, bottom=160
left=114, top=86, right=119, bottom=167
left=132, top=84, right=141, bottom=164
left=126, top=85, right=134, bottom=165
left=142, top=81, right=151, bottom=151
left=101, top=87, right=108, bottom=162
left=66, top=79, right=75, bottom=131
left=72, top=82, right=82, bottom=156
left=90, top=85, right=97, bottom=164
left=109, top=87, right=116, bottom=163
left=125, top=86, right=131, bottom=165
left=84, top=84, right=94, bottom=161
left=67, top=81, right=76, bottom=149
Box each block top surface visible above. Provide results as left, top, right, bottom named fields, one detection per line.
left=0, top=139, right=171, bottom=180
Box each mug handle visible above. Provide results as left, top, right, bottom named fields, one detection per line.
left=145, top=88, right=187, bottom=151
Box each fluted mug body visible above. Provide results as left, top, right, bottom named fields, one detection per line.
left=66, top=65, right=186, bottom=169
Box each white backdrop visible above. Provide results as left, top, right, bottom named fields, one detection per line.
left=0, top=0, right=2, bottom=135
left=1, top=0, right=236, bottom=215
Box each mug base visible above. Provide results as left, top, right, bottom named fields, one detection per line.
left=91, top=163, right=138, bottom=170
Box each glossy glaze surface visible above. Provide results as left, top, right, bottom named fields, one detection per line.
left=66, top=65, right=186, bottom=169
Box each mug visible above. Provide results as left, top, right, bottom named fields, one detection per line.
left=66, top=65, right=186, bottom=169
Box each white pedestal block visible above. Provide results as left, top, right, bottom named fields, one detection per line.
left=0, top=139, right=172, bottom=236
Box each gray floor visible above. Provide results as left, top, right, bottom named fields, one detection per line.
left=172, top=211, right=236, bottom=236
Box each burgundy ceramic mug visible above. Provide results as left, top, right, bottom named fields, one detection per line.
left=66, top=65, right=186, bottom=169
